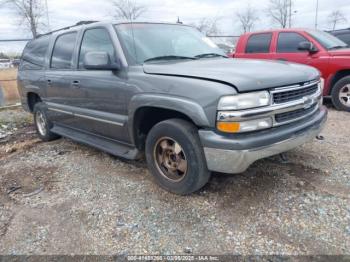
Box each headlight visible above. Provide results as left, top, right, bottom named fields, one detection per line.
left=217, top=117, right=273, bottom=133
left=218, top=91, right=271, bottom=110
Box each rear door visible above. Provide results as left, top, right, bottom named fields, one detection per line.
left=238, top=33, right=273, bottom=60
left=45, top=31, right=79, bottom=126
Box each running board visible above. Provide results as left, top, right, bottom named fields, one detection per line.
left=51, top=124, right=142, bottom=160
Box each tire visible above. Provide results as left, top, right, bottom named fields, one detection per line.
left=145, top=118, right=211, bottom=195
left=331, top=76, right=350, bottom=112
left=33, top=102, right=60, bottom=141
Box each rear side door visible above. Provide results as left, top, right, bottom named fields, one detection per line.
left=237, top=33, right=273, bottom=60
left=45, top=31, right=79, bottom=126
left=68, top=26, right=131, bottom=143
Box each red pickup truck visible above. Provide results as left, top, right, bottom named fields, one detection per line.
left=233, top=29, right=350, bottom=111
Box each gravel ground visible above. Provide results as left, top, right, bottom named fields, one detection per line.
left=0, top=106, right=349, bottom=256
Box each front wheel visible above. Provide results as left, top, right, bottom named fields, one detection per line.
left=145, top=119, right=211, bottom=195
left=331, top=76, right=350, bottom=112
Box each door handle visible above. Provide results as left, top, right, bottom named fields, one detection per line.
left=47, top=79, right=52, bottom=86
left=71, top=80, right=80, bottom=88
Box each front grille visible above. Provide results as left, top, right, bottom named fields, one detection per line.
left=273, top=83, right=319, bottom=104
left=275, top=103, right=317, bottom=123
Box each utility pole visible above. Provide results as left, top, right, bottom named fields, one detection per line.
left=289, top=0, right=292, bottom=28
left=315, top=0, right=319, bottom=29
left=45, top=0, right=50, bottom=31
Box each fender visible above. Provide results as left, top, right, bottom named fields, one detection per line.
left=128, top=93, right=211, bottom=144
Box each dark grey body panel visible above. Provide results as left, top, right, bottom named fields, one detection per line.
left=143, top=58, right=320, bottom=92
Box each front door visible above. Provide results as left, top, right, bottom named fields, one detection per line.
left=68, top=27, right=132, bottom=143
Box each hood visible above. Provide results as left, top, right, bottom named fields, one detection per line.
left=328, top=48, right=350, bottom=56
left=143, top=58, right=320, bottom=92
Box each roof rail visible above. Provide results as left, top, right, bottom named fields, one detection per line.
left=37, top=21, right=99, bottom=38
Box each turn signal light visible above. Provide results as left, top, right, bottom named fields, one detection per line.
left=217, top=122, right=240, bottom=133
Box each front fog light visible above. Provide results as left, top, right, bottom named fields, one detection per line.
left=217, top=118, right=273, bottom=133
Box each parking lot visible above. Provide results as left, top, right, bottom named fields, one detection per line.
left=0, top=105, right=349, bottom=255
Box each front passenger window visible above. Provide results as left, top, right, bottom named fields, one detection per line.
left=277, top=32, right=310, bottom=53
left=79, top=28, right=115, bottom=69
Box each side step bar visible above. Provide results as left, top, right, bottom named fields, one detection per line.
left=51, top=124, right=142, bottom=160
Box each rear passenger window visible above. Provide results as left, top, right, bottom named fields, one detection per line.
left=21, top=36, right=50, bottom=70
left=51, top=32, right=77, bottom=69
left=277, top=32, right=310, bottom=52
left=246, top=33, right=272, bottom=53
left=78, top=28, right=115, bottom=68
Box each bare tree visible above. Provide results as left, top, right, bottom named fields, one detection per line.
left=267, top=0, right=293, bottom=28
left=192, top=17, right=221, bottom=36
left=2, top=0, right=47, bottom=38
left=328, top=10, right=347, bottom=30
left=112, top=0, right=147, bottom=21
left=236, top=5, right=259, bottom=33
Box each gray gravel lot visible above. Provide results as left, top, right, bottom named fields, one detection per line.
left=0, top=106, right=349, bottom=255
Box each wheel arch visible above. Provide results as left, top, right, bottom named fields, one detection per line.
left=128, top=94, right=211, bottom=150
left=330, top=70, right=350, bottom=94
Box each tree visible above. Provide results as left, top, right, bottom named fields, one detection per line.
left=2, top=0, right=47, bottom=38
left=328, top=10, right=347, bottom=30
left=267, top=0, right=293, bottom=28
left=236, top=5, right=259, bottom=33
left=192, top=17, right=221, bottom=36
left=112, top=0, right=147, bottom=21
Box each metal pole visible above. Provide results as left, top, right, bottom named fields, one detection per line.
left=45, top=0, right=50, bottom=31
left=289, top=0, right=292, bottom=28
left=315, top=0, right=319, bottom=29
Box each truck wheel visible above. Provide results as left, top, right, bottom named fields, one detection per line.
left=331, top=76, right=350, bottom=112
left=33, top=102, right=60, bottom=141
left=145, top=119, right=211, bottom=195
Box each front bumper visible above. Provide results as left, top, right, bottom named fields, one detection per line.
left=199, top=106, right=327, bottom=174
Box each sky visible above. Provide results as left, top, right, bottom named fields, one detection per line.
left=0, top=0, right=350, bottom=54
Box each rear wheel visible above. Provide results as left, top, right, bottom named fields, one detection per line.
left=145, top=119, right=211, bottom=195
left=33, top=102, right=60, bottom=141
left=331, top=76, right=350, bottom=112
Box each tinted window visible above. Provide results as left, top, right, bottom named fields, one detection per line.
left=246, top=33, right=272, bottom=53
left=335, top=33, right=350, bottom=45
left=51, top=32, right=77, bottom=69
left=277, top=32, right=310, bottom=52
left=79, top=28, right=115, bottom=68
left=21, top=36, right=50, bottom=70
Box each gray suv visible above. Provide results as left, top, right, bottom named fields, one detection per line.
left=18, top=21, right=327, bottom=195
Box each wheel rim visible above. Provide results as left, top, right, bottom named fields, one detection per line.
left=153, top=137, right=188, bottom=182
left=339, top=84, right=350, bottom=107
left=36, top=111, right=47, bottom=136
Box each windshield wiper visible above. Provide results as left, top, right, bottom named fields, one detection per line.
left=144, top=55, right=196, bottom=63
left=195, top=53, right=228, bottom=59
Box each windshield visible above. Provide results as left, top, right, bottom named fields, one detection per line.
left=307, top=29, right=348, bottom=50
left=115, top=23, right=226, bottom=64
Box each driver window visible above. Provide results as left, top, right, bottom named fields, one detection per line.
left=79, top=28, right=115, bottom=69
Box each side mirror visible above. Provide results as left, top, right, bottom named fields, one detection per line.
left=298, top=41, right=318, bottom=53
left=83, top=51, right=121, bottom=70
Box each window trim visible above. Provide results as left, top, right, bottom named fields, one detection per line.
left=276, top=32, right=310, bottom=53
left=50, top=31, right=79, bottom=70
left=245, top=33, right=273, bottom=54
left=77, top=26, right=117, bottom=71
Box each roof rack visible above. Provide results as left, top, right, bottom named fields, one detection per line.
left=37, top=21, right=99, bottom=38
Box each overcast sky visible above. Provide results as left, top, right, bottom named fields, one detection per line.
left=1, top=0, right=350, bottom=54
